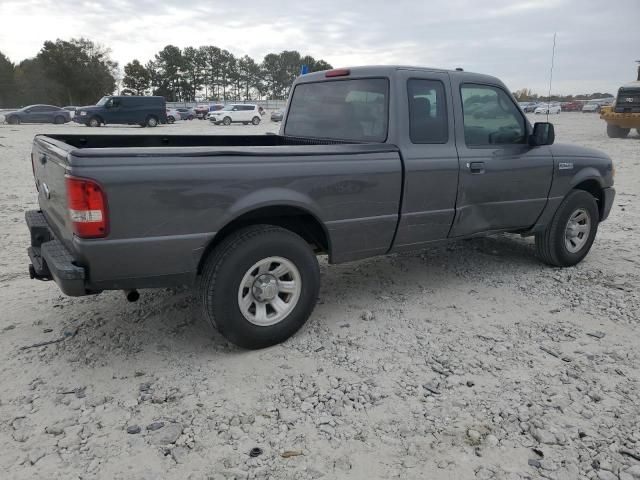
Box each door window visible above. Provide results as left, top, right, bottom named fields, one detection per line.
left=461, top=85, right=526, bottom=146
left=407, top=79, right=448, bottom=143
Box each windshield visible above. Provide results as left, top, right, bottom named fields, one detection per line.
left=285, top=78, right=389, bottom=142
left=96, top=96, right=110, bottom=106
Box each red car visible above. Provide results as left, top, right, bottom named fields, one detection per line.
left=561, top=102, right=583, bottom=112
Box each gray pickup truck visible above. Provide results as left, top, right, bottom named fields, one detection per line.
left=26, top=66, right=615, bottom=349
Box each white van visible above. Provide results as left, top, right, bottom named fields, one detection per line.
left=209, top=104, right=262, bottom=125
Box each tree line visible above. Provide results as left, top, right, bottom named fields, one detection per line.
left=0, top=38, right=332, bottom=108
left=124, top=46, right=332, bottom=102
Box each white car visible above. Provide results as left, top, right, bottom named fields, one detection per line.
left=166, top=108, right=181, bottom=124
left=534, top=103, right=561, bottom=115
left=582, top=99, right=612, bottom=113
left=209, top=104, right=262, bottom=125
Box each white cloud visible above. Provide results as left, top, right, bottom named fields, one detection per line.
left=0, top=0, right=638, bottom=94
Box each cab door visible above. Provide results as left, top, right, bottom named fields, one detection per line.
left=391, top=70, right=460, bottom=252
left=449, top=81, right=553, bottom=237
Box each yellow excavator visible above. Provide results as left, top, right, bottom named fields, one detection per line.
left=601, top=63, right=640, bottom=138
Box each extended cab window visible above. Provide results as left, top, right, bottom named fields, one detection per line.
left=461, top=85, right=526, bottom=146
left=408, top=79, right=448, bottom=143
left=285, top=78, right=388, bottom=142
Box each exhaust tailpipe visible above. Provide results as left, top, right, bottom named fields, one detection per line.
left=124, top=289, right=139, bottom=302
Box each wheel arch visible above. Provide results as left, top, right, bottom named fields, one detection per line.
left=196, top=200, right=331, bottom=275
left=571, top=175, right=605, bottom=220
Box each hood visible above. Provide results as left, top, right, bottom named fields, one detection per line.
left=76, top=105, right=101, bottom=112
left=549, top=143, right=611, bottom=161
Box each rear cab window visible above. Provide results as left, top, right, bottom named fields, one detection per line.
left=407, top=79, right=448, bottom=143
left=285, top=78, right=389, bottom=142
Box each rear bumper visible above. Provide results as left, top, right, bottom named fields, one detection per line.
left=26, top=210, right=88, bottom=296
left=601, top=187, right=615, bottom=221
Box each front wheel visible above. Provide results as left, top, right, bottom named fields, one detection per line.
left=535, top=190, right=599, bottom=267
left=146, top=116, right=158, bottom=127
left=88, top=117, right=101, bottom=127
left=606, top=123, right=630, bottom=138
left=252, top=116, right=261, bottom=125
left=222, top=116, right=232, bottom=126
left=167, top=115, right=175, bottom=124
left=199, top=225, right=320, bottom=349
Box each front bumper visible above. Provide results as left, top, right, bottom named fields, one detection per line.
left=26, top=210, right=87, bottom=296
left=601, top=187, right=615, bottom=221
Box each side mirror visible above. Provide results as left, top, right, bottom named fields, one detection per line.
left=529, top=122, right=555, bottom=146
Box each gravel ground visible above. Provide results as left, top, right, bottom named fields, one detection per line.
left=0, top=113, right=639, bottom=480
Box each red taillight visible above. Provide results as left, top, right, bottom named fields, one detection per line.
left=325, top=68, right=350, bottom=78
left=65, top=176, right=108, bottom=238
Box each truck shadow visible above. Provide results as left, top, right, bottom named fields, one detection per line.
left=41, top=233, right=541, bottom=362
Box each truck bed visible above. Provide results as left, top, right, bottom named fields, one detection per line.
left=30, top=133, right=403, bottom=293
left=38, top=133, right=397, bottom=152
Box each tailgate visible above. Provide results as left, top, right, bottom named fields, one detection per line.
left=31, top=136, right=75, bottom=250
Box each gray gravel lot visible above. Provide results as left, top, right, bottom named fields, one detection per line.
left=0, top=113, right=639, bottom=479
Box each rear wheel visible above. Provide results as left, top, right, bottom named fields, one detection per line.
left=146, top=116, right=158, bottom=127
left=535, top=190, right=599, bottom=267
left=167, top=115, right=175, bottom=124
left=7, top=116, right=20, bottom=125
left=88, top=117, right=101, bottom=127
left=606, top=123, right=630, bottom=138
left=223, top=116, right=232, bottom=126
left=54, top=116, right=65, bottom=124
left=252, top=116, right=261, bottom=125
left=187, top=115, right=194, bottom=121
left=199, top=225, right=320, bottom=349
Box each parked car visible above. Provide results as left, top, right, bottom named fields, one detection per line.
left=271, top=108, right=285, bottom=122
left=561, top=101, right=582, bottom=112
left=534, top=103, right=561, bottom=114
left=205, top=104, right=225, bottom=119
left=166, top=108, right=181, bottom=124
left=75, top=96, right=167, bottom=127
left=175, top=107, right=196, bottom=120
left=194, top=105, right=210, bottom=119
left=209, top=104, right=262, bottom=125
left=271, top=108, right=284, bottom=122
left=518, top=102, right=536, bottom=113
left=3, top=105, right=71, bottom=125
left=63, top=106, right=80, bottom=119
left=26, top=65, right=615, bottom=349
left=582, top=98, right=613, bottom=113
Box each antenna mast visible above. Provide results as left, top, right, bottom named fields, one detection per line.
left=546, top=33, right=557, bottom=121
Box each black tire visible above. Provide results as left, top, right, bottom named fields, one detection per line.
left=606, top=123, right=630, bottom=138
left=88, top=116, right=101, bottom=127
left=243, top=122, right=249, bottom=125
left=167, top=115, right=175, bottom=124
left=252, top=116, right=261, bottom=125
left=146, top=116, right=158, bottom=127
left=199, top=225, right=320, bottom=349
left=7, top=116, right=20, bottom=125
left=535, top=190, right=599, bottom=267
left=54, top=116, right=65, bottom=124
left=223, top=116, right=232, bottom=126
left=187, top=115, right=194, bottom=121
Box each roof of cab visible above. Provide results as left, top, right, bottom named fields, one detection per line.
left=294, top=65, right=503, bottom=86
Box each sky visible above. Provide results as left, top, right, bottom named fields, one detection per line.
left=0, top=0, right=638, bottom=95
